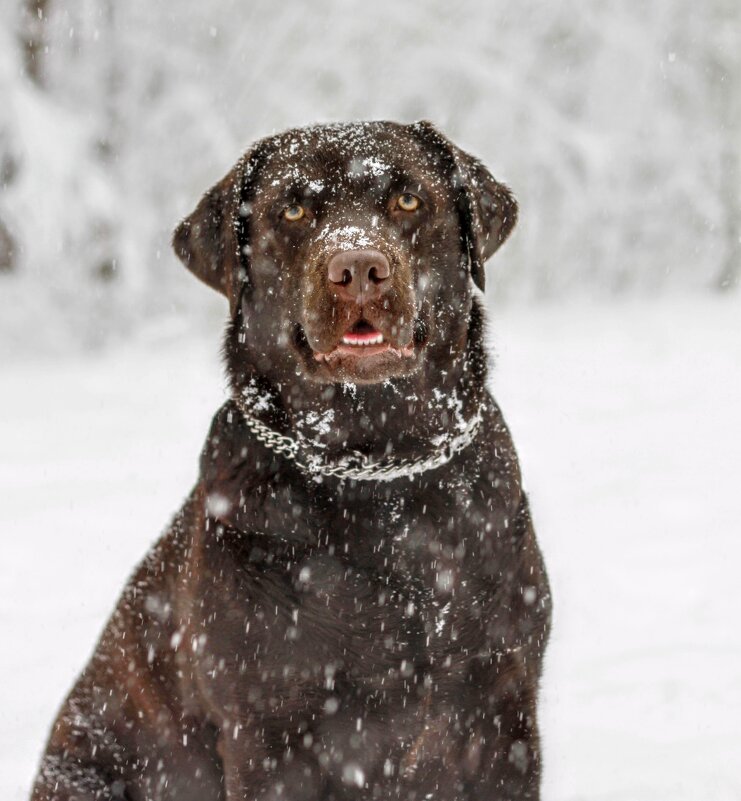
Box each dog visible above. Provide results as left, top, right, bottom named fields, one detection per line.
left=31, top=121, right=551, bottom=801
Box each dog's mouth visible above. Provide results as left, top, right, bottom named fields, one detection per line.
left=340, top=319, right=385, bottom=347
left=293, top=317, right=427, bottom=383
left=313, top=319, right=415, bottom=362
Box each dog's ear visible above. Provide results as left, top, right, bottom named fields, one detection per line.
left=410, top=121, right=518, bottom=292
left=172, top=144, right=265, bottom=316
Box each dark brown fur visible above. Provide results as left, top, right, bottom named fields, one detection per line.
left=31, top=121, right=550, bottom=801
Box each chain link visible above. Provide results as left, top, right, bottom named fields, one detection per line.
left=232, top=397, right=481, bottom=482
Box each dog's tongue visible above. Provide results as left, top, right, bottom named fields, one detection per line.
left=342, top=320, right=383, bottom=345
left=343, top=330, right=381, bottom=344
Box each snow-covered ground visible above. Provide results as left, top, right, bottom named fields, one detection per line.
left=1, top=296, right=740, bottom=801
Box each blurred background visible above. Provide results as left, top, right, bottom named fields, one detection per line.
left=2, top=3, right=741, bottom=801
left=1, top=0, right=739, bottom=351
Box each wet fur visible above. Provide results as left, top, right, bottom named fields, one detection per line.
left=32, top=121, right=550, bottom=801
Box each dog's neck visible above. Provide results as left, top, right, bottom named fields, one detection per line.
left=226, top=304, right=489, bottom=462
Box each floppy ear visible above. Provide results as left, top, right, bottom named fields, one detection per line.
left=173, top=144, right=265, bottom=316
left=410, top=121, right=518, bottom=291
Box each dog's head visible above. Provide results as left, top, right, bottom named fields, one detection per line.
left=173, top=121, right=517, bottom=386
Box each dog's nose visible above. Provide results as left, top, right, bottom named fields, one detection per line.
left=327, top=249, right=391, bottom=302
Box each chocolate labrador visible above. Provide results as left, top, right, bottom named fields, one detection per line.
left=32, top=121, right=551, bottom=801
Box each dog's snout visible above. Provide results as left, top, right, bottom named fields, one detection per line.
left=327, top=249, right=391, bottom=302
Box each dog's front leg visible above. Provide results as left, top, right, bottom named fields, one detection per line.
left=31, top=753, right=122, bottom=801
left=464, top=676, right=543, bottom=801
left=218, top=727, right=324, bottom=801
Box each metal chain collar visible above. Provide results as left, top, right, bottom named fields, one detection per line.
left=232, top=397, right=482, bottom=482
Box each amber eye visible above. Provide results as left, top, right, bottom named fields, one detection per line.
left=397, top=193, right=421, bottom=212
left=283, top=204, right=305, bottom=222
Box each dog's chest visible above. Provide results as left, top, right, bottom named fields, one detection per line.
left=341, top=474, right=488, bottom=580
left=195, top=471, right=507, bottom=718
left=291, top=480, right=497, bottom=680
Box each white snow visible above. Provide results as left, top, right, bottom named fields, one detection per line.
left=1, top=296, right=740, bottom=800
left=318, top=225, right=376, bottom=251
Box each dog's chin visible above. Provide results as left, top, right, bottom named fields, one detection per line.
left=313, top=342, right=420, bottom=384
left=293, top=324, right=424, bottom=385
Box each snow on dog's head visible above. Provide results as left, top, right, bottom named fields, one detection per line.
left=173, top=121, right=518, bottom=386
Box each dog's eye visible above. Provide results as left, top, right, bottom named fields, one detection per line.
left=397, top=193, right=421, bottom=212
left=283, top=204, right=305, bottom=222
